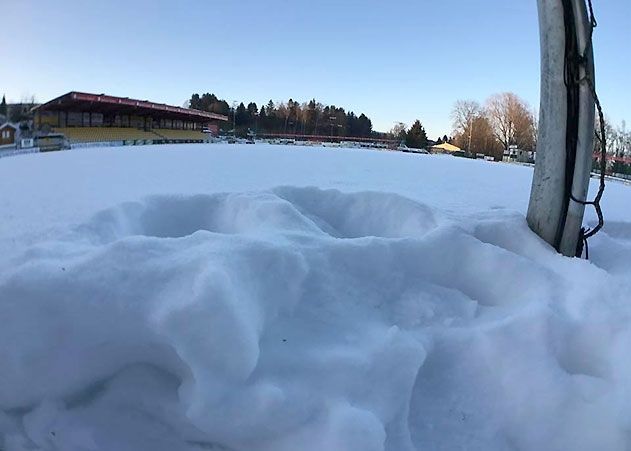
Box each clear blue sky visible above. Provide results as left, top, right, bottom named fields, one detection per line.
left=1, top=0, right=628, bottom=137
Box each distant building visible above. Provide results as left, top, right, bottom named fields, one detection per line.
left=33, top=91, right=228, bottom=145
left=430, top=142, right=461, bottom=154
left=0, top=122, right=17, bottom=146
left=503, top=145, right=535, bottom=163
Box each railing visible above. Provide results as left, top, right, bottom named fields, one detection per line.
left=0, top=147, right=40, bottom=159
left=70, top=141, right=125, bottom=149
left=258, top=133, right=396, bottom=145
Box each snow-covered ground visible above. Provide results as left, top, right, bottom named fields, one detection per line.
left=0, top=143, right=630, bottom=451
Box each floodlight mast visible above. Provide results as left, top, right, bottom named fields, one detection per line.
left=527, top=0, right=595, bottom=257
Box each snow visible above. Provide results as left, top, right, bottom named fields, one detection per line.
left=0, top=143, right=630, bottom=450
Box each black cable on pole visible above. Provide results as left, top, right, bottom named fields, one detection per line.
left=555, top=0, right=581, bottom=253
left=556, top=0, right=606, bottom=259
left=568, top=0, right=607, bottom=258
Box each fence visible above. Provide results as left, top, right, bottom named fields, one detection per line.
left=0, top=147, right=40, bottom=159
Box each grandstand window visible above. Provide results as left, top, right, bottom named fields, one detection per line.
left=67, top=112, right=82, bottom=127
left=130, top=116, right=142, bottom=128
left=91, top=113, right=104, bottom=127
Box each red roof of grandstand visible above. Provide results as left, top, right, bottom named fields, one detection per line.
left=35, top=91, right=228, bottom=122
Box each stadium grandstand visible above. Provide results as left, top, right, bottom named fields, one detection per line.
left=33, top=92, right=228, bottom=146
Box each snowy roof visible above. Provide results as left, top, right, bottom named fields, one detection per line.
left=431, top=142, right=461, bottom=152
left=0, top=122, right=17, bottom=130
left=35, top=91, right=229, bottom=122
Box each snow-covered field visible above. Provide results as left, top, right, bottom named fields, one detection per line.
left=1, top=143, right=630, bottom=451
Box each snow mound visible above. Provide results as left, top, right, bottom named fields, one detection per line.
left=77, top=187, right=438, bottom=242
left=1, top=186, right=631, bottom=451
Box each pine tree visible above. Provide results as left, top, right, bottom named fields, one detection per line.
left=0, top=95, right=7, bottom=118
left=357, top=114, right=372, bottom=137
left=247, top=102, right=258, bottom=116
left=235, top=103, right=247, bottom=126
left=259, top=105, right=267, bottom=129
left=189, top=94, right=201, bottom=110
left=406, top=120, right=429, bottom=149
left=246, top=102, right=258, bottom=128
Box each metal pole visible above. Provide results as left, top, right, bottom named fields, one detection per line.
left=527, top=0, right=595, bottom=257
left=467, top=117, right=473, bottom=153
left=560, top=0, right=596, bottom=254
left=232, top=101, right=237, bottom=138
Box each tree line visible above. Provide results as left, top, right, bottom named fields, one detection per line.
left=389, top=121, right=430, bottom=149
left=449, top=92, right=537, bottom=160
left=188, top=93, right=455, bottom=150
left=448, top=91, right=630, bottom=173
left=187, top=91, right=629, bottom=170
left=388, top=92, right=539, bottom=154
left=188, top=93, right=376, bottom=139
left=0, top=95, right=38, bottom=123
left=598, top=118, right=631, bottom=175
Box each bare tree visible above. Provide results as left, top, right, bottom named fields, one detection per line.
left=8, top=94, right=37, bottom=122
left=390, top=122, right=407, bottom=141
left=453, top=114, right=502, bottom=158
left=312, top=102, right=323, bottom=135
left=530, top=107, right=539, bottom=150
left=513, top=106, right=537, bottom=152
left=451, top=100, right=485, bottom=152
left=451, top=100, right=481, bottom=135
left=611, top=120, right=628, bottom=158
left=485, top=92, right=536, bottom=152
left=486, top=93, right=517, bottom=151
